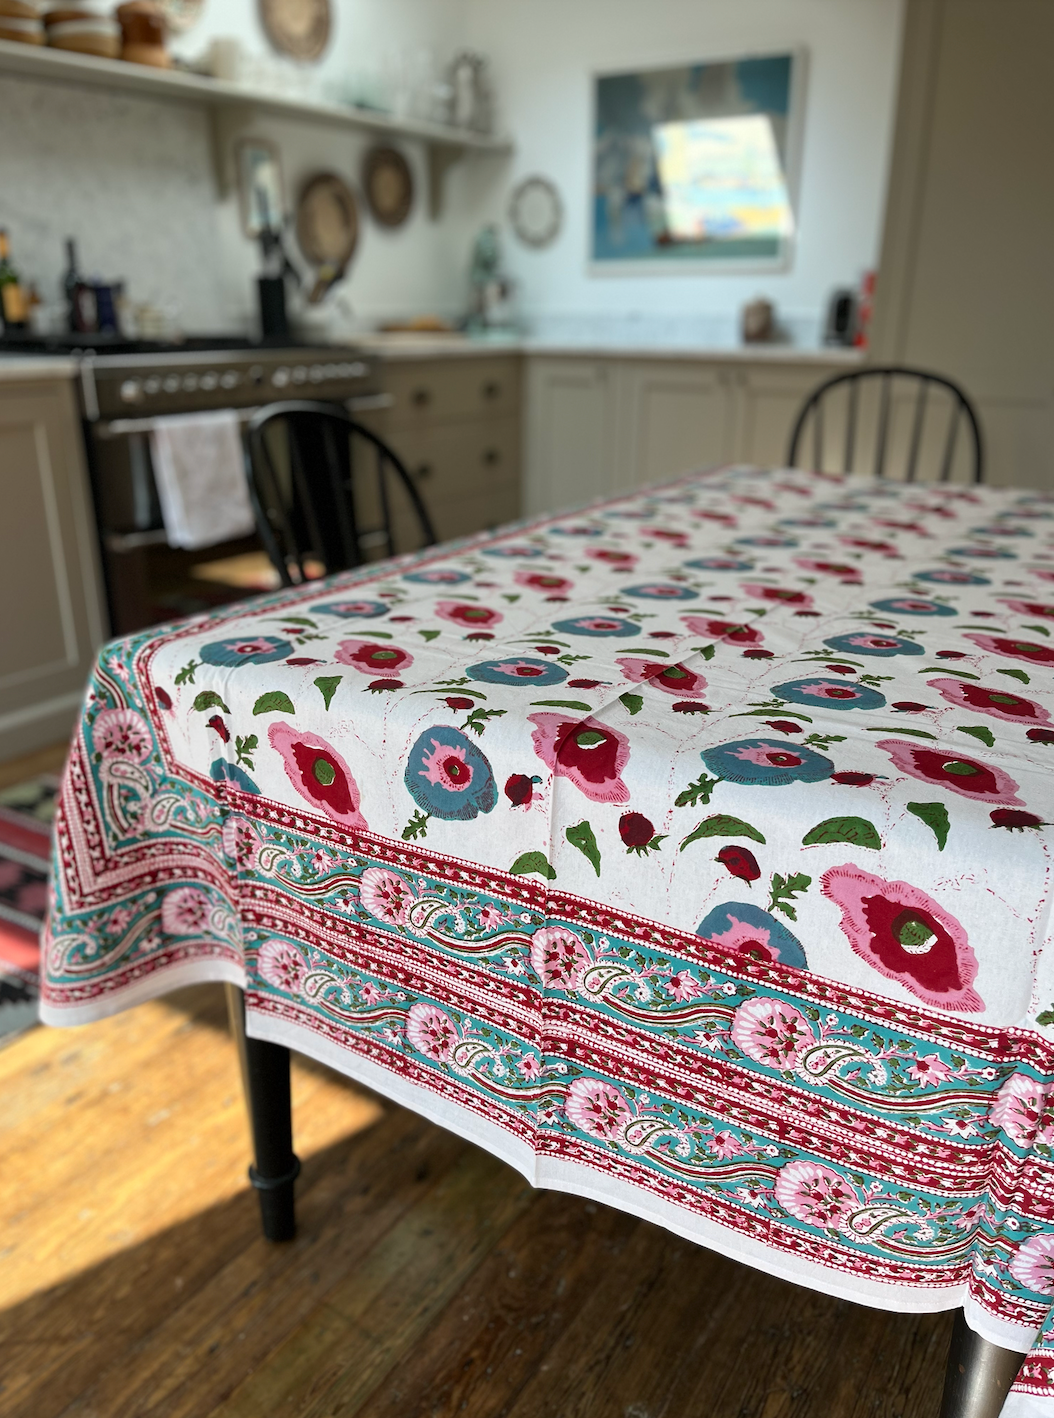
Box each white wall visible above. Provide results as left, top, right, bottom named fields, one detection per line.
left=461, top=0, right=904, bottom=334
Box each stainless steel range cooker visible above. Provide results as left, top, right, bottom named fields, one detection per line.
left=71, top=341, right=384, bottom=634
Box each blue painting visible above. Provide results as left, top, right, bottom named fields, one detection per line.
left=592, top=53, right=801, bottom=267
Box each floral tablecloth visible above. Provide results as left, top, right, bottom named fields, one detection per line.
left=42, top=466, right=1054, bottom=1411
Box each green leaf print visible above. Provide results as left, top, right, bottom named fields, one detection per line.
left=907, top=802, right=950, bottom=851
left=510, top=850, right=557, bottom=881
left=175, top=660, right=199, bottom=686
left=619, top=692, right=644, bottom=716
left=192, top=689, right=230, bottom=714
left=565, top=820, right=602, bottom=877
left=402, top=810, right=430, bottom=841
left=768, top=872, right=812, bottom=921
left=999, top=668, right=1031, bottom=685
left=530, top=700, right=593, bottom=711
left=253, top=691, right=295, bottom=716
left=314, top=676, right=342, bottom=710
left=678, top=814, right=767, bottom=850
left=675, top=772, right=722, bottom=809
left=418, top=629, right=441, bottom=642
left=957, top=724, right=995, bottom=749
left=802, top=817, right=882, bottom=850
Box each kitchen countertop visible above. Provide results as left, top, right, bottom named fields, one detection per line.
left=356, top=330, right=864, bottom=364
left=0, top=355, right=80, bottom=381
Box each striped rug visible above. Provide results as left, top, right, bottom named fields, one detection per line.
left=0, top=775, right=57, bottom=1040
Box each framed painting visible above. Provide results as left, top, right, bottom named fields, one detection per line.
left=591, top=50, right=806, bottom=273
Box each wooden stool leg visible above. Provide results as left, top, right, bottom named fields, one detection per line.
left=225, top=983, right=299, bottom=1242
left=940, top=1309, right=1026, bottom=1418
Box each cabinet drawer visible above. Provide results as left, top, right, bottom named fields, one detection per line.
left=428, top=483, right=522, bottom=545
left=383, top=357, right=521, bottom=425
left=391, top=417, right=519, bottom=504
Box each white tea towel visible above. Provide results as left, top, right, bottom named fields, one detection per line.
left=150, top=410, right=256, bottom=550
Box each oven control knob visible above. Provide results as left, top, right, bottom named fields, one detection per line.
left=144, top=376, right=161, bottom=394
left=119, top=378, right=143, bottom=404
left=200, top=371, right=218, bottom=391
left=309, top=365, right=324, bottom=383
left=272, top=367, right=290, bottom=387
left=220, top=370, right=239, bottom=389
left=182, top=373, right=199, bottom=392
left=292, top=365, right=308, bottom=384
left=163, top=375, right=180, bottom=393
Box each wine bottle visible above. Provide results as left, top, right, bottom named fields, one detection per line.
left=0, top=229, right=27, bottom=332
left=62, top=238, right=81, bottom=333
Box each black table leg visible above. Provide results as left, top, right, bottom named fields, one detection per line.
left=225, top=983, right=300, bottom=1242
left=940, top=1309, right=1026, bottom=1418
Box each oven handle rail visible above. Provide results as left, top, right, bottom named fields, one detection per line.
left=90, top=392, right=395, bottom=439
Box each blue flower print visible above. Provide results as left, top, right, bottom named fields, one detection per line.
left=467, top=657, right=568, bottom=687
left=697, top=901, right=807, bottom=969
left=551, top=615, right=639, bottom=637
left=734, top=535, right=798, bottom=548
left=777, top=516, right=836, bottom=529
left=200, top=635, right=292, bottom=667
left=403, top=568, right=471, bottom=585
left=684, top=556, right=753, bottom=572
left=405, top=726, right=497, bottom=821
left=314, top=599, right=390, bottom=619
left=969, top=524, right=1033, bottom=538
left=482, top=544, right=545, bottom=558
left=549, top=524, right=603, bottom=536
left=869, top=597, right=957, bottom=617
left=210, top=759, right=260, bottom=793
left=946, top=546, right=1017, bottom=560
left=770, top=677, right=886, bottom=711
left=620, top=583, right=699, bottom=601
left=914, top=569, right=989, bottom=586
left=700, top=738, right=834, bottom=787
left=823, top=632, right=924, bottom=658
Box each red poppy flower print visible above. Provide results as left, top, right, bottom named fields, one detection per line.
left=794, top=558, right=862, bottom=583
left=740, top=583, right=814, bottom=609
left=335, top=639, right=414, bottom=676
left=965, top=634, right=1054, bottom=664
left=928, top=678, right=1050, bottom=724
left=616, top=657, right=708, bottom=698
left=268, top=723, right=367, bottom=829
left=877, top=738, right=1023, bottom=805
left=515, top=570, right=574, bottom=594
left=528, top=713, right=630, bottom=803
left=998, top=600, right=1054, bottom=619
left=821, top=865, right=983, bottom=1012
left=434, top=601, right=504, bottom=629
left=586, top=546, right=638, bottom=569
left=681, top=616, right=763, bottom=646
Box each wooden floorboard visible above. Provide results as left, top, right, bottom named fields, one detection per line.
left=0, top=986, right=954, bottom=1418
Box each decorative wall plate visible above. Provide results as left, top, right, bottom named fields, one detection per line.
left=154, top=0, right=202, bottom=32
left=259, top=0, right=329, bottom=62
left=509, top=175, right=563, bottom=249
left=362, top=146, right=414, bottom=229
left=295, top=172, right=358, bottom=272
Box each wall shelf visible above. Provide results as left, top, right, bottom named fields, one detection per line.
left=0, top=37, right=513, bottom=215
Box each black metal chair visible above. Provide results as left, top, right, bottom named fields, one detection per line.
left=787, top=366, right=984, bottom=484
left=244, top=400, right=437, bottom=586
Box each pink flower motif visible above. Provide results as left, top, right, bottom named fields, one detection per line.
left=927, top=678, right=1050, bottom=725
left=774, top=1160, right=860, bottom=1229
left=528, top=713, right=630, bottom=803
left=668, top=970, right=705, bottom=1002
left=964, top=634, right=1054, bottom=665
left=93, top=707, right=152, bottom=762
left=822, top=865, right=983, bottom=1012
left=952, top=1202, right=986, bottom=1232
left=876, top=738, right=1023, bottom=806
left=999, top=599, right=1054, bottom=619
left=334, top=639, right=413, bottom=676
left=1010, top=1233, right=1054, bottom=1296
left=360, top=981, right=385, bottom=1005
left=681, top=616, right=763, bottom=646
left=478, top=903, right=511, bottom=931
left=268, top=723, right=367, bottom=830
left=518, top=1053, right=542, bottom=1080
left=406, top=1001, right=459, bottom=1062
left=161, top=886, right=211, bottom=936
left=907, top=1054, right=955, bottom=1088
left=418, top=738, right=473, bottom=792
left=616, top=657, right=708, bottom=698
left=587, top=546, right=639, bottom=568
left=257, top=939, right=307, bottom=994
left=565, top=1076, right=633, bottom=1141
left=991, top=1073, right=1053, bottom=1148
left=530, top=925, right=592, bottom=991
left=359, top=867, right=416, bottom=925
left=434, top=601, right=504, bottom=629
left=515, top=570, right=574, bottom=594
left=741, top=583, right=814, bottom=609
left=731, top=996, right=813, bottom=1070
left=711, top=1130, right=741, bottom=1160
left=222, top=815, right=260, bottom=868
left=105, top=905, right=135, bottom=935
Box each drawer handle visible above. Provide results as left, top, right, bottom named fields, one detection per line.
left=411, top=387, right=432, bottom=408
left=415, top=463, right=434, bottom=480
left=482, top=381, right=501, bottom=400
left=482, top=448, right=501, bottom=467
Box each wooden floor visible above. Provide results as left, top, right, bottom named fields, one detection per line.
left=0, top=740, right=954, bottom=1416
left=0, top=986, right=955, bottom=1418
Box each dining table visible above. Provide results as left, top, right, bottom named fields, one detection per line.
left=41, top=463, right=1054, bottom=1417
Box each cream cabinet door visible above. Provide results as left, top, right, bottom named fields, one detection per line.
left=523, top=358, right=615, bottom=516
left=0, top=378, right=107, bottom=762
left=733, top=363, right=844, bottom=468
left=615, top=360, right=734, bottom=490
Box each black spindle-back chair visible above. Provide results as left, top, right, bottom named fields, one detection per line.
left=244, top=400, right=437, bottom=586
left=787, top=366, right=984, bottom=484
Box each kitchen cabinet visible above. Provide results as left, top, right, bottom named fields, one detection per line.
left=0, top=371, right=108, bottom=762
left=523, top=354, right=849, bottom=517
left=366, top=354, right=523, bottom=544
